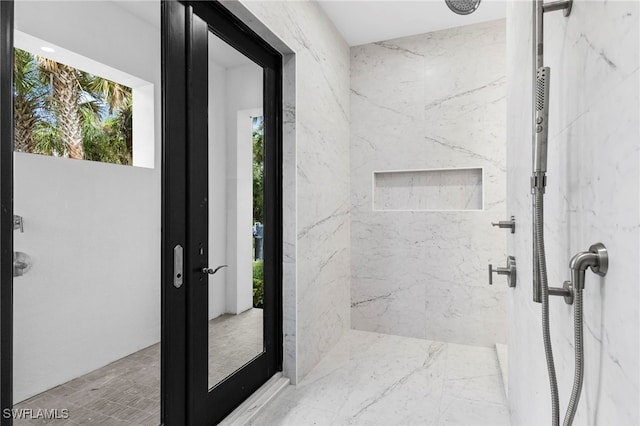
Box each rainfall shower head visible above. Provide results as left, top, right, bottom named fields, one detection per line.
left=445, top=0, right=481, bottom=15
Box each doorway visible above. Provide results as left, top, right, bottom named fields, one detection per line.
left=0, top=1, right=283, bottom=424
left=176, top=2, right=283, bottom=423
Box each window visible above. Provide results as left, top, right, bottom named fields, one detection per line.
left=14, top=31, right=155, bottom=168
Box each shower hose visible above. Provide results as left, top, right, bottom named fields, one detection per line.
left=564, top=287, right=584, bottom=425
left=534, top=188, right=560, bottom=426
left=535, top=188, right=585, bottom=426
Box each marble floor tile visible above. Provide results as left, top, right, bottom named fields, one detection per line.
left=250, top=330, right=510, bottom=426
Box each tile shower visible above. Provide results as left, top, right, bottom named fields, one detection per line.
left=250, top=16, right=512, bottom=426
left=350, top=19, right=508, bottom=347
left=247, top=1, right=638, bottom=422
left=6, top=0, right=638, bottom=423
left=507, top=1, right=639, bottom=424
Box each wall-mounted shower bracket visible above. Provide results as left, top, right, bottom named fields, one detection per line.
left=492, top=216, right=516, bottom=233
left=570, top=242, right=608, bottom=289
left=531, top=173, right=547, bottom=192
left=548, top=243, right=608, bottom=306
left=549, top=281, right=574, bottom=305
left=542, top=0, right=572, bottom=17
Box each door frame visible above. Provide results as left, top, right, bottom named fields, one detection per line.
left=162, top=1, right=189, bottom=424
left=0, top=0, right=15, bottom=422
left=181, top=1, right=283, bottom=424
left=0, top=1, right=282, bottom=424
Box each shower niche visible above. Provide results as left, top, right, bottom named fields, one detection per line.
left=373, top=167, right=484, bottom=211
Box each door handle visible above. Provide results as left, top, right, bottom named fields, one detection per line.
left=202, top=265, right=228, bottom=275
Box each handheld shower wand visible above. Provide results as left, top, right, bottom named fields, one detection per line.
left=531, top=2, right=608, bottom=426
left=532, top=0, right=552, bottom=305
left=531, top=1, right=572, bottom=425
left=532, top=2, right=559, bottom=425
left=534, top=66, right=551, bottom=176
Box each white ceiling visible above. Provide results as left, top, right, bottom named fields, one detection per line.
left=113, top=0, right=506, bottom=51
left=209, top=33, right=255, bottom=69
left=316, top=0, right=506, bottom=46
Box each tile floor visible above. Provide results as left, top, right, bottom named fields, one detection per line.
left=249, top=330, right=510, bottom=426
left=15, top=308, right=263, bottom=425
left=15, top=323, right=508, bottom=425
left=209, top=308, right=264, bottom=387
left=14, top=344, right=160, bottom=426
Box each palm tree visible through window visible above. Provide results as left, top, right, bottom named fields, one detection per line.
left=13, top=48, right=133, bottom=165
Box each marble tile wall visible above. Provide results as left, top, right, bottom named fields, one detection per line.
left=350, top=20, right=508, bottom=347
left=373, top=168, right=483, bottom=211
left=506, top=1, right=639, bottom=424
left=228, top=0, right=351, bottom=383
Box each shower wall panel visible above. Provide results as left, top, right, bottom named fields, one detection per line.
left=350, top=20, right=507, bottom=346
left=506, top=1, right=639, bottom=424
left=235, top=0, right=351, bottom=383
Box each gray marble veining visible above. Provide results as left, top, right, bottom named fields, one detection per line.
left=350, top=20, right=507, bottom=347
left=235, top=0, right=351, bottom=383
left=249, top=330, right=510, bottom=426
left=373, top=168, right=483, bottom=211
left=506, top=1, right=639, bottom=424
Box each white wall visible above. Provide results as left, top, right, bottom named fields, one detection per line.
left=227, top=0, right=351, bottom=383
left=225, top=64, right=263, bottom=315
left=207, top=53, right=263, bottom=319
left=14, top=0, right=351, bottom=398
left=506, top=1, right=639, bottom=424
left=208, top=59, right=228, bottom=319
left=13, top=1, right=161, bottom=402
left=350, top=20, right=507, bottom=347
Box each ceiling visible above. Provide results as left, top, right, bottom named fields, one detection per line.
left=316, top=0, right=506, bottom=46
left=112, top=0, right=506, bottom=50
left=209, top=33, right=255, bottom=69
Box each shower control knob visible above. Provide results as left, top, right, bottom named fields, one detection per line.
left=491, top=216, right=516, bottom=233
left=13, top=215, right=24, bottom=233
left=488, top=256, right=517, bottom=288
left=488, top=264, right=508, bottom=285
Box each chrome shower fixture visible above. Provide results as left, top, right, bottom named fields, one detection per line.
left=13, top=214, right=23, bottom=232
left=530, top=1, right=581, bottom=425
left=569, top=243, right=608, bottom=290
left=548, top=243, right=609, bottom=304
left=548, top=243, right=608, bottom=426
left=445, top=0, right=481, bottom=15
left=534, top=66, right=551, bottom=174
left=531, top=0, right=573, bottom=306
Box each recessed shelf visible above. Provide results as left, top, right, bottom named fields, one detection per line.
left=373, top=167, right=483, bottom=211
